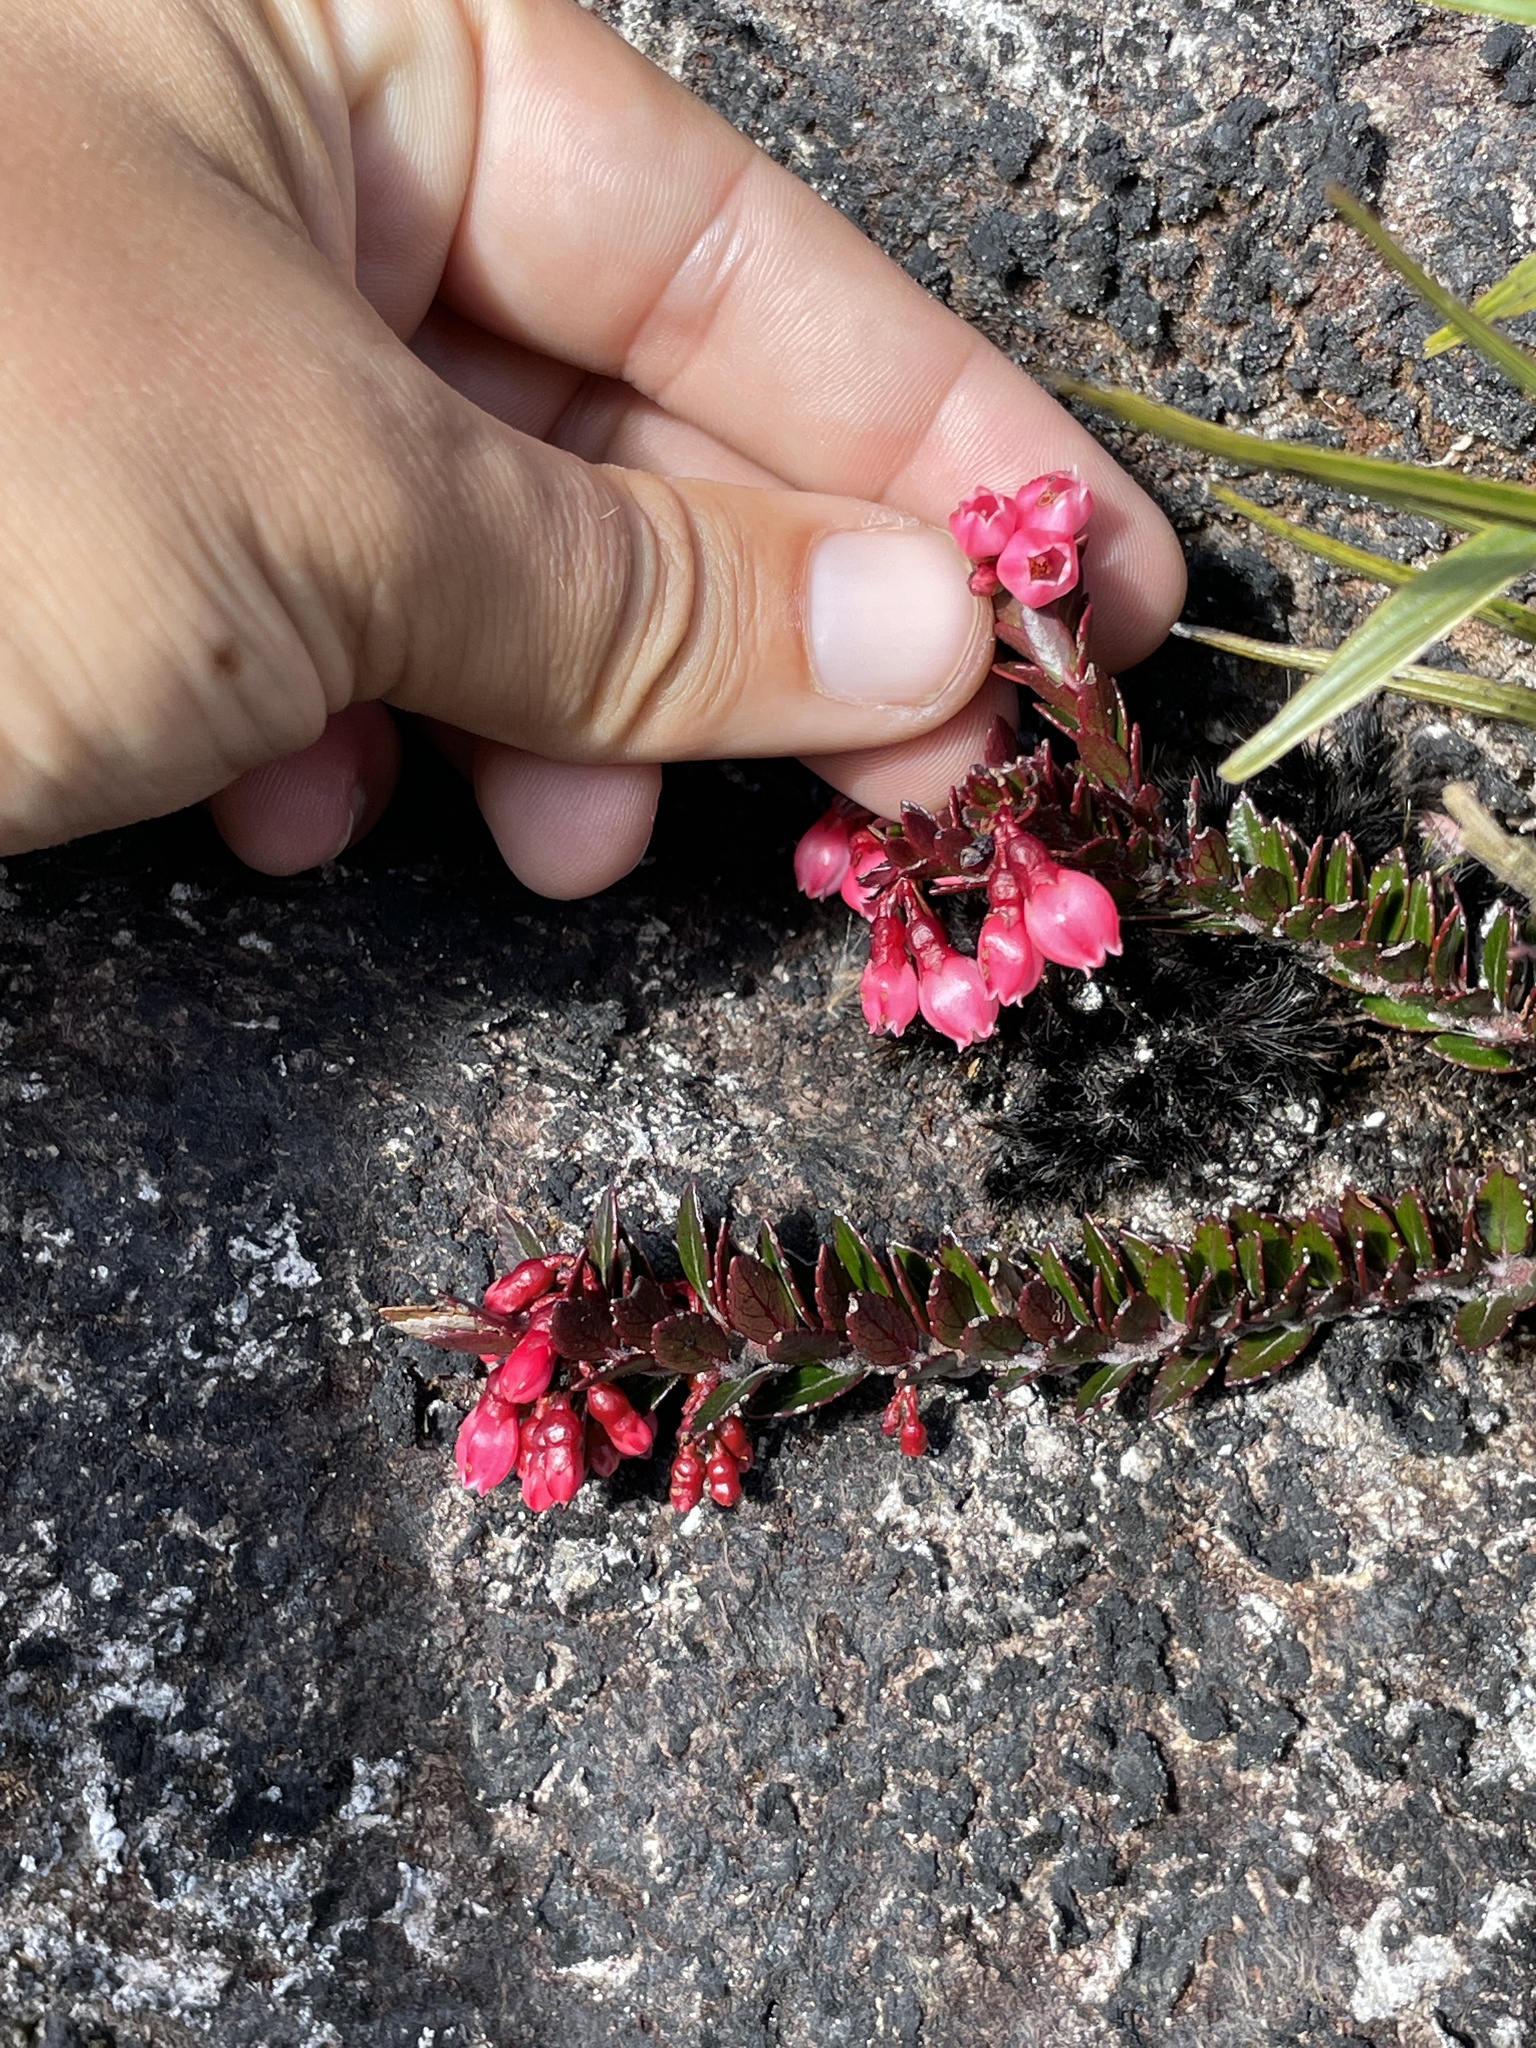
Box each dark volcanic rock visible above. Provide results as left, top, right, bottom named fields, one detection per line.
left=4, top=3, right=1536, bottom=2045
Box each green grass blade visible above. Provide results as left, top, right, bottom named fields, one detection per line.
left=1429, top=0, right=1536, bottom=21
left=1327, top=186, right=1536, bottom=398
left=1056, top=379, right=1536, bottom=531
left=1215, top=486, right=1536, bottom=647
left=1427, top=251, right=1536, bottom=357
left=1208, top=523, right=1536, bottom=777
left=1172, top=622, right=1536, bottom=728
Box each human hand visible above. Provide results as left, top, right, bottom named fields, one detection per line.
left=0, top=0, right=1184, bottom=897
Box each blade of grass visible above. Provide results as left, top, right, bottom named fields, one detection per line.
left=1327, top=185, right=1536, bottom=398
left=1054, top=379, right=1536, bottom=531
left=1172, top=621, right=1536, bottom=728
left=1214, top=485, right=1536, bottom=646
left=1216, top=522, right=1536, bottom=778
left=1429, top=0, right=1536, bottom=21
left=1426, top=251, right=1536, bottom=358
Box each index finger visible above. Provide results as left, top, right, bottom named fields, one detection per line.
left=447, top=0, right=1184, bottom=668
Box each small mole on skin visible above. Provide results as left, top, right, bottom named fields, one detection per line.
left=212, top=641, right=242, bottom=677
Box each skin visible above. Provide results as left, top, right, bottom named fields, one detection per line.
left=0, top=0, right=1185, bottom=898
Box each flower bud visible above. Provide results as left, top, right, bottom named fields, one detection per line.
left=1022, top=864, right=1123, bottom=972
left=535, top=1395, right=586, bottom=1505
left=880, top=1389, right=904, bottom=1436
left=899, top=1411, right=929, bottom=1458
left=584, top=1415, right=622, bottom=1480
left=717, top=1415, right=753, bottom=1470
left=860, top=908, right=919, bottom=1038
left=793, top=803, right=855, bottom=900
left=669, top=1445, right=706, bottom=1514
left=488, top=1327, right=556, bottom=1407
left=707, top=1447, right=743, bottom=1507
left=978, top=909, right=1043, bottom=1005
left=454, top=1395, right=521, bottom=1496
left=483, top=1257, right=556, bottom=1317
left=586, top=1382, right=656, bottom=1459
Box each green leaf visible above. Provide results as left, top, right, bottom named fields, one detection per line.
left=497, top=1208, right=548, bottom=1268
left=1120, top=1236, right=1191, bottom=1325
left=1359, top=994, right=1443, bottom=1032
left=833, top=1215, right=891, bottom=1297
left=937, top=1242, right=999, bottom=1318
left=1037, top=1244, right=1092, bottom=1326
left=1341, top=1191, right=1403, bottom=1275
left=586, top=1185, right=620, bottom=1290
left=1430, top=0, right=1536, bottom=27
left=1221, top=524, right=1536, bottom=780
left=689, top=1365, right=782, bottom=1435
left=1148, top=1349, right=1219, bottom=1415
left=927, top=1265, right=974, bottom=1349
left=1056, top=378, right=1536, bottom=532
left=1293, top=1216, right=1347, bottom=1289
left=1328, top=185, right=1536, bottom=399
left=1213, top=484, right=1536, bottom=645
left=756, top=1364, right=868, bottom=1415
left=676, top=1185, right=716, bottom=1316
left=1405, top=874, right=1436, bottom=949
left=1080, top=1218, right=1128, bottom=1308
left=1189, top=1218, right=1238, bottom=1287
left=1430, top=906, right=1467, bottom=992
left=890, top=1244, right=934, bottom=1331
left=1479, top=905, right=1515, bottom=1004
left=1075, top=1357, right=1142, bottom=1414
left=1453, top=1291, right=1529, bottom=1349
left=1430, top=1032, right=1515, bottom=1070
left=1324, top=834, right=1364, bottom=906
left=1426, top=248, right=1536, bottom=357
left=1364, top=849, right=1411, bottom=945
left=757, top=1221, right=810, bottom=1326
left=1475, top=1167, right=1533, bottom=1257
left=1394, top=1189, right=1440, bottom=1271
left=1224, top=1324, right=1314, bottom=1384
left=960, top=1316, right=1032, bottom=1362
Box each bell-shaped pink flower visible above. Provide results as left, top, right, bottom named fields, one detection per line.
left=455, top=1395, right=520, bottom=1497
left=1016, top=471, right=1092, bottom=542
left=840, top=830, right=885, bottom=919
left=793, top=803, right=854, bottom=900
left=949, top=487, right=1020, bottom=562
left=916, top=950, right=999, bottom=1048
left=488, top=1327, right=555, bottom=1407
left=978, top=909, right=1044, bottom=1005
left=535, top=1395, right=586, bottom=1505
left=861, top=909, right=920, bottom=1036
left=1022, top=864, right=1123, bottom=970
left=995, top=530, right=1081, bottom=609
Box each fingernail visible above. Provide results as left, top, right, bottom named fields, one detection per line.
left=808, top=528, right=986, bottom=705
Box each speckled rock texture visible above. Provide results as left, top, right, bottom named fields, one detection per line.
left=5, top=3, right=1536, bottom=2044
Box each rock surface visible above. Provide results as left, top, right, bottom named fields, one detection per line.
left=4, top=2, right=1536, bottom=2044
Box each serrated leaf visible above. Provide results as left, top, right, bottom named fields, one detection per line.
left=927, top=1265, right=974, bottom=1349
left=1057, top=378, right=1536, bottom=533
left=1429, top=906, right=1467, bottom=992
left=846, top=1292, right=922, bottom=1368
left=586, top=1185, right=619, bottom=1290
left=676, top=1185, right=716, bottom=1317
left=756, top=1364, right=868, bottom=1415
left=959, top=1316, right=1031, bottom=1362
left=1375, top=939, right=1432, bottom=984
left=1120, top=1236, right=1191, bottom=1325
left=1426, top=248, right=1536, bottom=355
left=1221, top=524, right=1536, bottom=780
left=726, top=1254, right=797, bottom=1344
left=1293, top=1215, right=1347, bottom=1289
left=1365, top=850, right=1410, bottom=944
left=757, top=1221, right=811, bottom=1326
left=765, top=1329, right=850, bottom=1366
left=1148, top=1349, right=1219, bottom=1415
left=1454, top=1291, right=1527, bottom=1349
left=833, top=1215, right=891, bottom=1296
left=1189, top=1218, right=1238, bottom=1286
left=1329, top=186, right=1536, bottom=400
left=688, top=1365, right=782, bottom=1435
left=496, top=1208, right=547, bottom=1269
left=612, top=1276, right=669, bottom=1350
left=1394, top=1189, right=1440, bottom=1272
left=1015, top=1278, right=1076, bottom=1345
left=652, top=1312, right=731, bottom=1373
left=814, top=1242, right=852, bottom=1336
left=1037, top=1245, right=1092, bottom=1326
left=937, top=1243, right=999, bottom=1318
left=1480, top=905, right=1514, bottom=1005
left=1405, top=873, right=1436, bottom=949
left=890, top=1245, right=934, bottom=1334
left=1475, top=1167, right=1533, bottom=1258
left=1075, top=1357, right=1141, bottom=1413
left=1224, top=1323, right=1314, bottom=1384
left=1431, top=1032, right=1516, bottom=1070
left=1313, top=903, right=1368, bottom=945
left=1325, top=834, right=1364, bottom=906
left=1359, top=993, right=1442, bottom=1032
left=378, top=1302, right=518, bottom=1353
left=1112, top=1291, right=1164, bottom=1345
left=1341, top=1190, right=1403, bottom=1276
left=548, top=1297, right=618, bottom=1361
left=1080, top=1218, right=1128, bottom=1308
left=1242, top=866, right=1294, bottom=926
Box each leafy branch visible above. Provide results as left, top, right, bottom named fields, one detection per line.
left=381, top=1167, right=1536, bottom=1511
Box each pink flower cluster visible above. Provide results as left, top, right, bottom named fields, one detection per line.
left=948, top=473, right=1092, bottom=608
left=793, top=803, right=1122, bottom=1049
left=454, top=1256, right=656, bottom=1509
left=668, top=1376, right=754, bottom=1510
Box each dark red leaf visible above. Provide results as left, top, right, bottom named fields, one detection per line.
left=726, top=1254, right=797, bottom=1343
left=846, top=1292, right=921, bottom=1368
left=652, top=1312, right=732, bottom=1373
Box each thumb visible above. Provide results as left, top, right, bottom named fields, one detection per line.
left=355, top=394, right=994, bottom=763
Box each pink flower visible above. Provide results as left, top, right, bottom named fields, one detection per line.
left=995, top=530, right=1081, bottom=609
left=1017, top=471, right=1092, bottom=542
left=1022, top=864, right=1123, bottom=970
left=860, top=909, right=920, bottom=1036
left=949, top=487, right=1021, bottom=562
left=585, top=1416, right=623, bottom=1480
left=978, top=909, right=1044, bottom=1005
left=586, top=1382, right=656, bottom=1459
left=916, top=949, right=1000, bottom=1048
left=488, top=1327, right=556, bottom=1406
left=455, top=1395, right=520, bottom=1496
left=483, top=1257, right=555, bottom=1317
left=793, top=803, right=855, bottom=900
left=534, top=1395, right=586, bottom=1505
left=840, top=830, right=885, bottom=919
